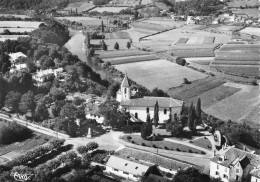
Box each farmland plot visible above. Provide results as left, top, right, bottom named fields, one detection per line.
left=105, top=32, right=130, bottom=39
left=0, top=14, right=30, bottom=18
left=97, top=49, right=150, bottom=59
left=115, top=59, right=207, bottom=90
left=91, top=39, right=135, bottom=51
left=56, top=17, right=107, bottom=26
left=0, top=21, right=42, bottom=28
left=240, top=27, right=260, bottom=36
left=141, top=17, right=185, bottom=28
left=90, top=7, right=128, bottom=13
left=64, top=2, right=95, bottom=12
left=210, top=65, right=260, bottom=77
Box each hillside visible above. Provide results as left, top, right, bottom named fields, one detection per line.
left=0, top=0, right=83, bottom=10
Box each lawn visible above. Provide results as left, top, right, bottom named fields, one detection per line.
left=116, top=147, right=198, bottom=171
left=188, top=84, right=241, bottom=108
left=122, top=135, right=205, bottom=154
left=167, top=77, right=225, bottom=102
left=115, top=59, right=207, bottom=90
left=0, top=21, right=42, bottom=28
left=191, top=137, right=212, bottom=150
left=102, top=54, right=159, bottom=65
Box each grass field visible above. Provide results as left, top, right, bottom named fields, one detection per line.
left=240, top=27, right=260, bottom=36
left=0, top=21, right=42, bottom=28
left=122, top=135, right=205, bottom=154
left=64, top=2, right=95, bottom=12
left=90, top=7, right=128, bottom=13
left=131, top=22, right=169, bottom=32
left=97, top=49, right=149, bottom=59
left=240, top=104, right=260, bottom=129
left=105, top=31, right=130, bottom=39
left=115, top=59, right=207, bottom=90
left=210, top=65, right=260, bottom=77
left=0, top=28, right=35, bottom=33
left=231, top=8, right=259, bottom=18
left=192, top=138, right=212, bottom=150
left=167, top=77, right=225, bottom=102
left=141, top=17, right=185, bottom=28
left=185, top=57, right=214, bottom=65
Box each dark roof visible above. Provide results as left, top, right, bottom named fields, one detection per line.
left=121, top=74, right=130, bottom=87
left=145, top=174, right=171, bottom=182
left=121, top=96, right=183, bottom=108
left=211, top=147, right=260, bottom=169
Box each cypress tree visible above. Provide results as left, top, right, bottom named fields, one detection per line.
left=153, top=101, right=159, bottom=127
left=196, top=98, right=202, bottom=122
left=146, top=113, right=152, bottom=136
left=188, top=102, right=194, bottom=130
left=101, top=21, right=104, bottom=33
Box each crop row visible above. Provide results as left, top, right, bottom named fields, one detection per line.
left=98, top=50, right=149, bottom=59
left=102, top=54, right=159, bottom=65
left=168, top=77, right=225, bottom=101
left=210, top=65, right=260, bottom=77
left=169, top=49, right=215, bottom=58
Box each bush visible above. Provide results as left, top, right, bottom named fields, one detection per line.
left=86, top=142, right=99, bottom=151
left=49, top=139, right=65, bottom=148
left=201, top=151, right=206, bottom=154
left=183, top=78, right=190, bottom=84
left=152, top=144, right=157, bottom=148
left=176, top=58, right=186, bottom=66
left=251, top=79, right=258, bottom=86
left=176, top=148, right=180, bottom=151
left=141, top=143, right=146, bottom=146
left=126, top=136, right=132, bottom=140
left=131, top=141, right=135, bottom=144
left=164, top=146, right=168, bottom=150
left=208, top=72, right=215, bottom=76
left=188, top=150, right=193, bottom=153
left=77, top=146, right=89, bottom=154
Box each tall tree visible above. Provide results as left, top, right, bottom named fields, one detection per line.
left=196, top=98, right=202, bottom=122
left=188, top=102, right=194, bottom=130
left=19, top=91, right=36, bottom=116
left=35, top=102, right=49, bottom=121
left=5, top=91, right=21, bottom=113
left=114, top=42, right=119, bottom=50
left=101, top=21, right=104, bottom=33
left=153, top=101, right=159, bottom=127
left=146, top=113, right=152, bottom=136
left=126, top=41, right=131, bottom=49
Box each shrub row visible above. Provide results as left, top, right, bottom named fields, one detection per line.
left=3, top=139, right=65, bottom=170
left=76, top=142, right=99, bottom=154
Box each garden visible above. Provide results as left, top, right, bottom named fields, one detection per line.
left=121, top=135, right=206, bottom=154
left=190, top=137, right=212, bottom=150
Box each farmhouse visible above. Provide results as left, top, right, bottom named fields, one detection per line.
left=105, top=155, right=162, bottom=181
left=8, top=52, right=27, bottom=63
left=116, top=74, right=183, bottom=123
left=210, top=146, right=260, bottom=182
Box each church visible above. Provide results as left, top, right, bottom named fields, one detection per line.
left=116, top=74, right=183, bottom=123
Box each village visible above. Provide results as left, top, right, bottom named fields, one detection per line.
left=0, top=0, right=259, bottom=181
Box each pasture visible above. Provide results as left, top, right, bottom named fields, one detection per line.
left=115, top=59, right=207, bottom=90
left=240, top=27, right=260, bottom=36
left=90, top=7, right=128, bottom=13
left=0, top=21, right=42, bottom=28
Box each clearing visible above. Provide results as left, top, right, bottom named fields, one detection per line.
left=115, top=59, right=207, bottom=90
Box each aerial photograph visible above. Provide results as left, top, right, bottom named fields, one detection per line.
left=0, top=0, right=259, bottom=181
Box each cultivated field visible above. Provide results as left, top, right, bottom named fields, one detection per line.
left=141, top=17, right=185, bottom=28
left=56, top=17, right=108, bottom=26
left=102, top=54, right=159, bottom=65
left=240, top=104, right=260, bottom=129
left=90, top=7, right=128, bottom=13
left=0, top=21, right=42, bottom=28
left=227, top=0, right=258, bottom=8
left=210, top=65, right=260, bottom=77
left=240, top=27, right=260, bottom=36
left=97, top=49, right=149, bottom=59
left=0, top=28, right=35, bottom=33
left=64, top=2, right=95, bottom=12
left=231, top=8, right=259, bottom=18
left=204, top=82, right=260, bottom=122
left=105, top=31, right=130, bottom=39
left=115, top=59, right=207, bottom=90
left=198, top=25, right=243, bottom=34
left=185, top=57, right=214, bottom=65
left=131, top=22, right=169, bottom=34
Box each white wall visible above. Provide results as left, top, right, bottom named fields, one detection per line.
left=230, top=162, right=243, bottom=182
left=210, top=161, right=230, bottom=182
left=124, top=106, right=181, bottom=123
left=106, top=166, right=139, bottom=181
left=251, top=176, right=260, bottom=182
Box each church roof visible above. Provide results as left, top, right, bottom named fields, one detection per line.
left=121, top=74, right=130, bottom=87
left=121, top=96, right=183, bottom=108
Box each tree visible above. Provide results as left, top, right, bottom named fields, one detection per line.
left=141, top=123, right=148, bottom=139
left=172, top=167, right=203, bottom=182
left=101, top=40, right=107, bottom=51
left=188, top=102, right=195, bottom=131
left=35, top=102, right=49, bottom=121
left=126, top=42, right=131, bottom=49
left=153, top=101, right=159, bottom=127
left=101, top=21, right=104, bottom=33
left=196, top=98, right=201, bottom=122
left=19, top=91, right=36, bottom=116
left=141, top=114, right=153, bottom=139
left=49, top=87, right=66, bottom=101
left=5, top=91, right=21, bottom=113
left=114, top=42, right=119, bottom=50
left=134, top=10, right=139, bottom=19
left=67, top=118, right=78, bottom=137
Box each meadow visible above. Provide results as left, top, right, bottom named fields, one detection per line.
left=210, top=65, right=260, bottom=77
left=0, top=21, right=42, bottom=28
left=90, top=7, right=128, bottom=13
left=115, top=59, right=207, bottom=90
left=141, top=17, right=185, bottom=28
left=240, top=27, right=260, bottom=36
left=64, top=2, right=95, bottom=12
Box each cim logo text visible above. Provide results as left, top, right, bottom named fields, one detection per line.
left=10, top=172, right=34, bottom=181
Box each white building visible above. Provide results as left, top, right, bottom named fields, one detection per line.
left=32, top=68, right=63, bottom=86
left=8, top=52, right=27, bottom=63
left=210, top=147, right=260, bottom=182
left=116, top=74, right=183, bottom=123
left=9, top=63, right=27, bottom=73
left=251, top=168, right=260, bottom=182
left=105, top=155, right=162, bottom=181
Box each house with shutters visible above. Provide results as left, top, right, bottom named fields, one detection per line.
left=210, top=147, right=260, bottom=182
left=116, top=74, right=183, bottom=123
